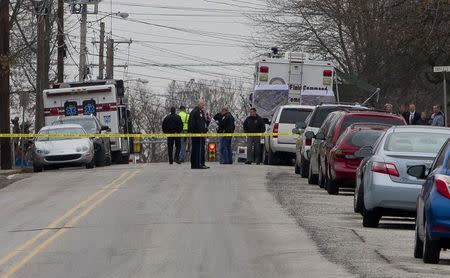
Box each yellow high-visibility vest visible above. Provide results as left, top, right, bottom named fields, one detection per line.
left=178, top=111, right=190, bottom=131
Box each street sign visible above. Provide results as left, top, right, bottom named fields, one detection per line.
left=434, top=66, right=450, bottom=73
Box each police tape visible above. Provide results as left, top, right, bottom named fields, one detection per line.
left=0, top=132, right=294, bottom=138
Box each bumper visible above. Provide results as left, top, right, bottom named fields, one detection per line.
left=427, top=191, right=450, bottom=241
left=331, top=162, right=357, bottom=182
left=301, top=146, right=311, bottom=161
left=365, top=172, right=421, bottom=211
left=33, top=152, right=94, bottom=167
left=270, top=140, right=296, bottom=154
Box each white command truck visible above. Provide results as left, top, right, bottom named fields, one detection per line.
left=43, top=80, right=132, bottom=164
left=253, top=52, right=336, bottom=121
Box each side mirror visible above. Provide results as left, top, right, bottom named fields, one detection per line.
left=354, top=146, right=373, bottom=158
left=315, top=132, right=325, bottom=140
left=263, top=118, right=270, bottom=125
left=407, top=165, right=427, bottom=179
left=296, top=122, right=307, bottom=129
left=292, top=128, right=301, bottom=134
left=305, top=131, right=315, bottom=139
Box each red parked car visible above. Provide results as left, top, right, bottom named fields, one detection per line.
left=312, top=111, right=407, bottom=195
left=328, top=124, right=391, bottom=193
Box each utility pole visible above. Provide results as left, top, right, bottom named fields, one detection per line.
left=106, top=38, right=114, bottom=79
left=98, top=22, right=105, bottom=79
left=0, top=0, right=12, bottom=169
left=35, top=0, right=50, bottom=132
left=57, top=0, right=64, bottom=83
left=79, top=4, right=87, bottom=81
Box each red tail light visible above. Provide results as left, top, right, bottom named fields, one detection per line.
left=305, top=138, right=312, bottom=146
left=435, top=175, right=450, bottom=199
left=371, top=162, right=399, bottom=177
left=432, top=225, right=450, bottom=232
left=102, top=103, right=111, bottom=111
left=273, top=123, right=279, bottom=138
left=323, top=70, right=333, bottom=77
left=260, top=66, right=269, bottom=73
left=50, top=108, right=59, bottom=116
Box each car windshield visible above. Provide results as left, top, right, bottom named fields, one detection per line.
left=384, top=132, right=449, bottom=153
left=309, top=106, right=367, bottom=128
left=341, top=116, right=403, bottom=135
left=37, top=128, right=86, bottom=141
left=56, top=118, right=98, bottom=133
left=279, top=109, right=311, bottom=124
left=347, top=130, right=385, bottom=147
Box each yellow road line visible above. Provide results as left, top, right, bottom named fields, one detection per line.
left=0, top=171, right=130, bottom=269
left=0, top=170, right=140, bottom=278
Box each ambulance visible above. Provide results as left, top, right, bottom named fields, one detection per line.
left=253, top=51, right=336, bottom=120
left=43, top=80, right=133, bottom=164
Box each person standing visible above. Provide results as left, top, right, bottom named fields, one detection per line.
left=402, top=104, right=421, bottom=125
left=417, top=111, right=429, bottom=125
left=188, top=100, right=209, bottom=169
left=162, top=107, right=183, bottom=164
left=178, top=105, right=190, bottom=163
left=214, top=107, right=235, bottom=164
left=430, top=105, right=445, bottom=126
left=243, top=108, right=265, bottom=165
left=383, top=103, right=393, bottom=114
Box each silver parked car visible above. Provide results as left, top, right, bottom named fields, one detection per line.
left=32, top=124, right=95, bottom=172
left=355, top=126, right=450, bottom=228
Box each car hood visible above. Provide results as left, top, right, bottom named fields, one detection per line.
left=34, top=138, right=91, bottom=154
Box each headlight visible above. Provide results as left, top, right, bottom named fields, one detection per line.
left=36, top=149, right=49, bottom=155
left=76, top=146, right=90, bottom=152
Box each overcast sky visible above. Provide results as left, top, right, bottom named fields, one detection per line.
left=64, top=0, right=268, bottom=93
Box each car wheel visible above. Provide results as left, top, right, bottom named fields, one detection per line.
left=362, top=205, right=381, bottom=228
left=95, top=144, right=107, bottom=167
left=33, top=165, right=43, bottom=173
left=326, top=176, right=339, bottom=195
left=414, top=220, right=424, bottom=259
left=105, top=150, right=112, bottom=166
left=86, top=159, right=95, bottom=169
left=318, top=163, right=325, bottom=188
left=300, top=159, right=309, bottom=178
left=423, top=221, right=441, bottom=264
left=354, top=185, right=363, bottom=214
left=295, top=162, right=300, bottom=174
left=308, top=163, right=318, bottom=185
left=267, top=148, right=276, bottom=165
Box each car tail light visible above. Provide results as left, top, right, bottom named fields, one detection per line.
left=334, top=149, right=345, bottom=158
left=305, top=138, right=312, bottom=146
left=273, top=123, right=279, bottom=138
left=432, top=225, right=450, bottom=232
left=50, top=108, right=59, bottom=116
left=102, top=103, right=111, bottom=111
left=371, top=162, right=400, bottom=177
left=435, top=175, right=450, bottom=199
left=323, top=70, right=333, bottom=77
left=260, top=66, right=269, bottom=73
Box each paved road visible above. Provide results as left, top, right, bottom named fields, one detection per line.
left=0, top=164, right=349, bottom=278
left=268, top=170, right=450, bottom=277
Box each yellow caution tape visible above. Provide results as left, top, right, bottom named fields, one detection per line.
left=0, top=132, right=294, bottom=138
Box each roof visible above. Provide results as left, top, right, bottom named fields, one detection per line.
left=391, top=126, right=450, bottom=134
left=40, top=124, right=84, bottom=131
left=340, top=110, right=403, bottom=118
left=280, top=104, right=315, bottom=110
left=348, top=123, right=392, bottom=130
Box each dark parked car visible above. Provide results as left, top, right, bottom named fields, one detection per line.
left=307, top=110, right=406, bottom=193
left=410, top=137, right=450, bottom=264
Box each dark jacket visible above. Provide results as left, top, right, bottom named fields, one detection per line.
left=402, top=111, right=421, bottom=125
left=213, top=112, right=235, bottom=133
left=188, top=106, right=208, bottom=133
left=162, top=113, right=183, bottom=134
left=243, top=114, right=265, bottom=133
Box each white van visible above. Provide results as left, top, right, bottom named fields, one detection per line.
left=263, top=104, right=314, bottom=165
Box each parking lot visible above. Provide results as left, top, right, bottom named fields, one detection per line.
left=267, top=168, right=450, bottom=277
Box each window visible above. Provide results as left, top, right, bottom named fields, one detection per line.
left=58, top=118, right=99, bottom=134
left=384, top=132, right=449, bottom=154
left=431, top=139, right=450, bottom=170
left=279, top=109, right=312, bottom=124
left=347, top=130, right=385, bottom=147
left=37, top=127, right=86, bottom=141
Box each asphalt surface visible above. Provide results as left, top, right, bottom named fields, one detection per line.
left=0, top=163, right=349, bottom=278
left=268, top=169, right=450, bottom=277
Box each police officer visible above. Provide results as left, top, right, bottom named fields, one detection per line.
left=243, top=108, right=265, bottom=164
left=178, top=105, right=190, bottom=162
left=162, top=107, right=183, bottom=164
left=188, top=100, right=209, bottom=169
left=213, top=106, right=235, bottom=164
